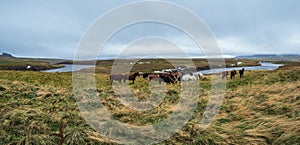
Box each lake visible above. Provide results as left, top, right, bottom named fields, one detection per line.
left=43, top=62, right=283, bottom=73
left=42, top=64, right=94, bottom=72
left=196, top=62, right=283, bottom=75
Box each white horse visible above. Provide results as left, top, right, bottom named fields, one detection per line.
left=181, top=73, right=197, bottom=81
left=180, top=72, right=204, bottom=82
left=195, top=72, right=204, bottom=80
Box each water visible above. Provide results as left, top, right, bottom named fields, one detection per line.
left=196, top=62, right=283, bottom=75
left=42, top=64, right=94, bottom=73
left=43, top=62, right=283, bottom=73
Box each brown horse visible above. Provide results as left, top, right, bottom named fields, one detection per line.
left=142, top=73, right=159, bottom=80
left=230, top=70, right=237, bottom=79
left=158, top=73, right=176, bottom=84
left=110, top=72, right=140, bottom=84
left=170, top=71, right=180, bottom=82
left=143, top=72, right=177, bottom=84
left=127, top=72, right=140, bottom=84
left=239, top=68, right=245, bottom=78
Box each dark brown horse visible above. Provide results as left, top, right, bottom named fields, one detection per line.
left=127, top=72, right=140, bottom=84
left=170, top=71, right=180, bottom=82
left=239, top=68, right=245, bottom=78
left=230, top=70, right=237, bottom=79
left=158, top=73, right=176, bottom=84
left=143, top=72, right=176, bottom=84
left=110, top=72, right=140, bottom=84
left=142, top=73, right=159, bottom=80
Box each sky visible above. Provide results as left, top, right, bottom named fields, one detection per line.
left=0, top=0, right=299, bottom=59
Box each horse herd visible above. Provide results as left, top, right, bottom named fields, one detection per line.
left=110, top=71, right=204, bottom=84
left=110, top=68, right=245, bottom=84
left=222, top=68, right=245, bottom=79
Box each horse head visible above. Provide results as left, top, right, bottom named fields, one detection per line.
left=134, top=72, right=140, bottom=77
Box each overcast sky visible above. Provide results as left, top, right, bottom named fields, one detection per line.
left=0, top=0, right=299, bottom=59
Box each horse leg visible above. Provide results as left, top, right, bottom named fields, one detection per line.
left=110, top=76, right=113, bottom=84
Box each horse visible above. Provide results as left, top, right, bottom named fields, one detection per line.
left=222, top=71, right=228, bottom=79
left=143, top=71, right=180, bottom=84
left=142, top=73, right=149, bottom=78
left=158, top=73, right=176, bottom=84
left=127, top=72, right=140, bottom=84
left=196, top=72, right=204, bottom=80
left=180, top=73, right=198, bottom=81
left=110, top=72, right=140, bottom=84
left=142, top=73, right=159, bottom=81
left=239, top=68, right=245, bottom=78
left=110, top=74, right=126, bottom=84
left=230, top=70, right=237, bottom=79
left=170, top=71, right=180, bottom=81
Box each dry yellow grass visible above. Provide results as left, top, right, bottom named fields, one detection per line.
left=0, top=64, right=299, bottom=144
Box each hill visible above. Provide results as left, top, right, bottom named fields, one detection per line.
left=0, top=53, right=16, bottom=59
left=235, top=54, right=300, bottom=62
left=0, top=53, right=64, bottom=71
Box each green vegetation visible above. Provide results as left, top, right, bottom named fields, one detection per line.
left=79, top=58, right=260, bottom=74
left=0, top=58, right=63, bottom=71
left=0, top=60, right=299, bottom=144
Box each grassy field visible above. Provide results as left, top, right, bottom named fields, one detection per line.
left=0, top=60, right=299, bottom=144
left=0, top=57, right=261, bottom=73
left=77, top=58, right=260, bottom=74
left=0, top=58, right=64, bottom=71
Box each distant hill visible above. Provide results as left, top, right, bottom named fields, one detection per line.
left=0, top=53, right=16, bottom=59
left=235, top=54, right=300, bottom=61
left=0, top=53, right=70, bottom=64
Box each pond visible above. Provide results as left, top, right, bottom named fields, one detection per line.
left=196, top=62, right=283, bottom=75
left=42, top=64, right=94, bottom=73
left=43, top=62, right=283, bottom=74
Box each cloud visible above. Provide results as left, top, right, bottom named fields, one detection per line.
left=0, top=0, right=299, bottom=59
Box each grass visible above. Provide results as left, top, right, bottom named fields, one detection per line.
left=0, top=60, right=299, bottom=144
left=77, top=58, right=260, bottom=74
left=0, top=58, right=63, bottom=71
